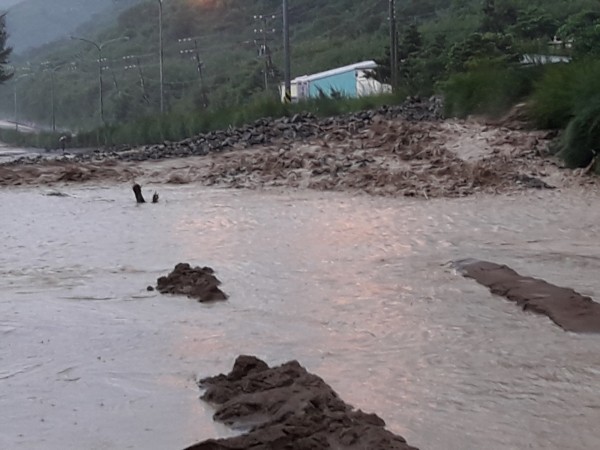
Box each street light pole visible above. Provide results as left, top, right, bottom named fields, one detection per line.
left=157, top=0, right=164, bottom=114
left=14, top=84, right=17, bottom=131
left=283, top=0, right=291, bottom=103
left=389, top=0, right=398, bottom=90
left=13, top=73, right=32, bottom=132
left=51, top=70, right=56, bottom=132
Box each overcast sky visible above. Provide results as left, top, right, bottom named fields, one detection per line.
left=0, top=0, right=25, bottom=9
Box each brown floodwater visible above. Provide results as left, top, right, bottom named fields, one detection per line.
left=1, top=183, right=600, bottom=450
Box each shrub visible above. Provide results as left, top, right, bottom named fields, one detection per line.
left=529, top=59, right=600, bottom=129
left=441, top=63, right=540, bottom=118
left=558, top=97, right=600, bottom=168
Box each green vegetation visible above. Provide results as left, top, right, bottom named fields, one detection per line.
left=1, top=0, right=600, bottom=172
left=442, top=63, right=540, bottom=118
left=0, top=13, right=12, bottom=83
left=0, top=91, right=407, bottom=149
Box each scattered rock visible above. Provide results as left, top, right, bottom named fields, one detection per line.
left=514, top=174, right=555, bottom=190
left=45, top=191, right=70, bottom=197
left=184, top=355, right=419, bottom=450
left=453, top=259, right=600, bottom=333
left=156, top=263, right=227, bottom=302
left=146, top=286, right=155, bottom=292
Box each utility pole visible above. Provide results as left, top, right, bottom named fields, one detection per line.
left=71, top=36, right=129, bottom=126
left=389, top=0, right=398, bottom=90
left=283, top=0, right=291, bottom=103
left=124, top=55, right=150, bottom=104
left=179, top=37, right=208, bottom=107
left=51, top=70, right=56, bottom=132
left=157, top=0, right=165, bottom=114
left=253, top=14, right=276, bottom=91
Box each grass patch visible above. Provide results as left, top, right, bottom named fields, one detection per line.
left=0, top=92, right=408, bottom=149
left=441, top=63, right=542, bottom=118
left=558, top=97, right=600, bottom=168
left=529, top=59, right=600, bottom=129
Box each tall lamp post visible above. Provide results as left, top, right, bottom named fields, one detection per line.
left=13, top=72, right=32, bottom=132
left=70, top=36, right=129, bottom=125
left=43, top=61, right=75, bottom=132
left=283, top=0, right=291, bottom=103
left=157, top=0, right=164, bottom=114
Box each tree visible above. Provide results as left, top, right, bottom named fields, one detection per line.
left=397, top=24, right=425, bottom=93
left=558, top=11, right=600, bottom=58
left=447, top=32, right=521, bottom=72
left=480, top=0, right=518, bottom=33
left=0, top=13, right=13, bottom=83
left=510, top=7, right=558, bottom=40
left=398, top=23, right=423, bottom=60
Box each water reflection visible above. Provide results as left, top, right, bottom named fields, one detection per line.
left=1, top=186, right=600, bottom=449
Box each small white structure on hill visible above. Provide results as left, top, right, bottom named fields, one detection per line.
left=280, top=60, right=391, bottom=103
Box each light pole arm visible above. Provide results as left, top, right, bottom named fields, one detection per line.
left=70, top=35, right=101, bottom=52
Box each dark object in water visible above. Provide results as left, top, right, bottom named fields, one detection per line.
left=156, top=263, right=227, bottom=302
left=183, top=355, right=418, bottom=450
left=132, top=183, right=159, bottom=204
left=133, top=183, right=145, bottom=203
left=453, top=258, right=600, bottom=333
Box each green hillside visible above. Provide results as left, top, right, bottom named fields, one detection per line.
left=0, top=0, right=598, bottom=132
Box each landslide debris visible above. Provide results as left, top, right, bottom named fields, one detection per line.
left=156, top=263, right=227, bottom=302
left=1, top=97, right=593, bottom=197
left=184, top=355, right=419, bottom=450
left=454, top=259, right=600, bottom=333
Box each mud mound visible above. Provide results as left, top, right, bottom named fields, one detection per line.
left=156, top=263, right=227, bottom=302
left=454, top=259, right=600, bottom=333
left=184, top=355, right=418, bottom=450
left=201, top=119, right=555, bottom=198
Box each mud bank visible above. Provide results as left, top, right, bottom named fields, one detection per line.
left=184, top=356, right=418, bottom=450
left=454, top=259, right=600, bottom=332
left=157, top=263, right=227, bottom=302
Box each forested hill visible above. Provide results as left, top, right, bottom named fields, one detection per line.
left=3, top=0, right=141, bottom=53
left=1, top=0, right=599, bottom=130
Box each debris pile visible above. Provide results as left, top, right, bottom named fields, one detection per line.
left=156, top=263, right=227, bottom=302
left=1, top=97, right=444, bottom=167
left=184, top=355, right=419, bottom=450
left=0, top=97, right=591, bottom=196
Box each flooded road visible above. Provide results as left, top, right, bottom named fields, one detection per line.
left=1, top=184, right=600, bottom=449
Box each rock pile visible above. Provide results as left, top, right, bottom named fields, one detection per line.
left=0, top=97, right=582, bottom=197
left=1, top=97, right=444, bottom=167
left=184, top=355, right=419, bottom=450
left=156, top=263, right=227, bottom=302
left=198, top=119, right=555, bottom=198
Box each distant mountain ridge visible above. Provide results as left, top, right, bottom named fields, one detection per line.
left=4, top=0, right=141, bottom=53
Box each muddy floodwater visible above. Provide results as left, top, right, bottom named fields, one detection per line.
left=1, top=183, right=600, bottom=450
